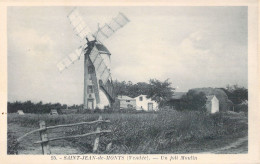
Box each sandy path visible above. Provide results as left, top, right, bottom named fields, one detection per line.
left=200, top=136, right=248, bottom=154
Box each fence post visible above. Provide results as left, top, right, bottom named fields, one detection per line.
left=106, top=142, right=112, bottom=152
left=39, top=120, right=51, bottom=155
left=93, top=115, right=102, bottom=153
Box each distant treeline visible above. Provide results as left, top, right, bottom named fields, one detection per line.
left=7, top=101, right=82, bottom=114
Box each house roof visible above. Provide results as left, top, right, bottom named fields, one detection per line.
left=117, top=95, right=135, bottom=100
left=134, top=94, right=147, bottom=98
left=171, top=92, right=186, bottom=99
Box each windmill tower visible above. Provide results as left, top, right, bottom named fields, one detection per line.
left=57, top=8, right=130, bottom=110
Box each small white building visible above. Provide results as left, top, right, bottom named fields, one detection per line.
left=50, top=109, right=59, bottom=115
left=206, top=95, right=219, bottom=114
left=134, top=95, right=159, bottom=111
left=17, top=110, right=24, bottom=115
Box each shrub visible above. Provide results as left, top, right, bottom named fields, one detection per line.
left=7, top=131, right=19, bottom=154
left=104, top=107, right=113, bottom=113
left=77, top=109, right=92, bottom=114
left=177, top=91, right=207, bottom=111
left=94, top=108, right=102, bottom=113
left=235, top=104, right=248, bottom=114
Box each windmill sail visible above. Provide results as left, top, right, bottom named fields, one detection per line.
left=68, top=9, right=95, bottom=41
left=56, top=46, right=84, bottom=72
left=89, top=46, right=111, bottom=84
left=95, top=12, right=130, bottom=43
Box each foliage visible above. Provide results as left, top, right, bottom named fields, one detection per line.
left=113, top=80, right=152, bottom=98
left=221, top=85, right=248, bottom=105
left=7, top=131, right=19, bottom=154
left=7, top=101, right=68, bottom=114
left=220, top=85, right=248, bottom=113
left=7, top=101, right=76, bottom=114
left=235, top=103, right=248, bottom=114
left=146, top=79, right=175, bottom=107
left=68, top=104, right=83, bottom=110
left=94, top=107, right=102, bottom=113
left=177, top=90, right=207, bottom=111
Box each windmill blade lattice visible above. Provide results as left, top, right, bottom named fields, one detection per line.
left=68, top=9, right=95, bottom=41
left=94, top=12, right=130, bottom=43
left=89, top=47, right=111, bottom=84
left=57, top=46, right=85, bottom=72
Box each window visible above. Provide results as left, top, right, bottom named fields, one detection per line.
left=139, top=96, right=143, bottom=101
left=127, top=104, right=133, bottom=108
left=88, top=86, right=93, bottom=93
left=126, top=100, right=130, bottom=102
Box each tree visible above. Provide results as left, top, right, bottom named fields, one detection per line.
left=114, top=80, right=128, bottom=96
left=113, top=80, right=151, bottom=98
left=222, top=85, right=248, bottom=105
left=146, top=79, right=175, bottom=108
left=179, top=90, right=207, bottom=111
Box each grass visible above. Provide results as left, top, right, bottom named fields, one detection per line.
left=7, top=110, right=248, bottom=154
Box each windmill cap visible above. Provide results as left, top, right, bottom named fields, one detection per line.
left=95, top=43, right=111, bottom=55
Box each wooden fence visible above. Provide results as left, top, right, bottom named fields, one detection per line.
left=17, top=115, right=111, bottom=154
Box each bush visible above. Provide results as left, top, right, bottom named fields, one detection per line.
left=235, top=104, right=248, bottom=114
left=103, top=107, right=113, bottom=113
left=77, top=109, right=92, bottom=114
left=94, top=108, right=102, bottom=113
left=7, top=131, right=19, bottom=154
left=177, top=91, right=207, bottom=111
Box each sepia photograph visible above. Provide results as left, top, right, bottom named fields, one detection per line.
left=1, top=1, right=257, bottom=162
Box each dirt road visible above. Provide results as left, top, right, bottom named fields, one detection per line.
left=209, top=136, right=248, bottom=154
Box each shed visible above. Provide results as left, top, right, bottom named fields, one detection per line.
left=116, top=95, right=136, bottom=109
left=206, top=95, right=219, bottom=114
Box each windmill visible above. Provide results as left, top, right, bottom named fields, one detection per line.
left=57, top=8, right=130, bottom=110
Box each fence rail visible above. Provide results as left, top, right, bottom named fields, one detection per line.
left=17, top=115, right=111, bottom=154
left=34, top=130, right=111, bottom=144
left=17, top=119, right=110, bottom=142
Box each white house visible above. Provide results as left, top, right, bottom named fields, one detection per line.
left=205, top=95, right=219, bottom=114
left=134, top=95, right=159, bottom=111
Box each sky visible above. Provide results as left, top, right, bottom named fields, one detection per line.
left=7, top=6, right=248, bottom=105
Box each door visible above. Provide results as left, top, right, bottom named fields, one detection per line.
left=148, top=103, right=153, bottom=111
left=87, top=99, right=94, bottom=110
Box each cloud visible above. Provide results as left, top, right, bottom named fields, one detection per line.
left=110, top=30, right=213, bottom=83
left=8, top=28, right=59, bottom=102
left=9, top=28, right=56, bottom=61
left=179, top=31, right=210, bottom=55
